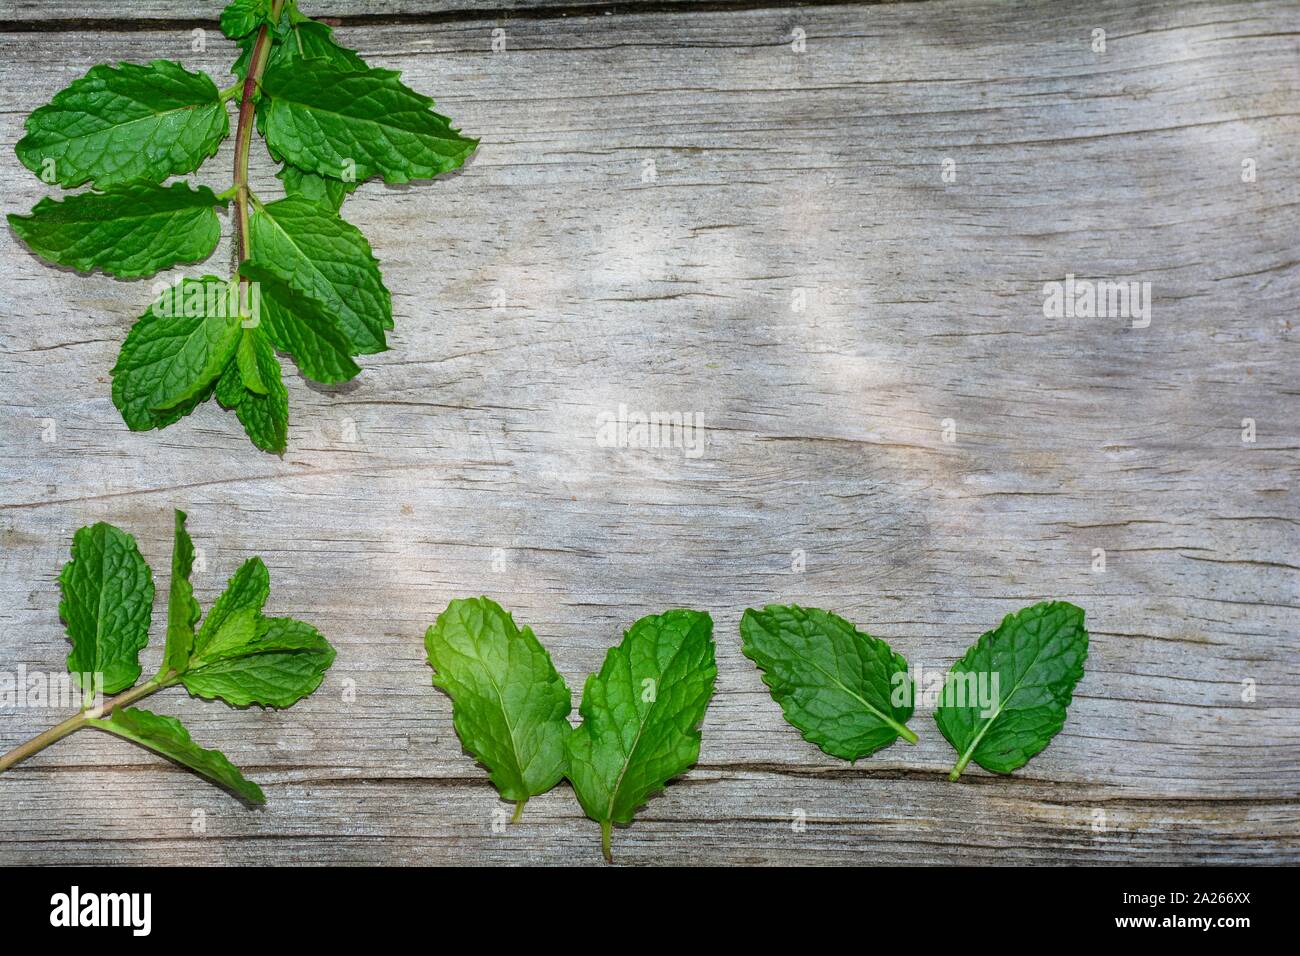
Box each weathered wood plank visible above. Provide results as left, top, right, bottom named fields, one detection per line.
left=0, top=0, right=607, bottom=23
left=0, top=0, right=1297, bottom=864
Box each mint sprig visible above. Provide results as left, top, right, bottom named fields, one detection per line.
left=0, top=510, right=336, bottom=804
left=8, top=0, right=478, bottom=454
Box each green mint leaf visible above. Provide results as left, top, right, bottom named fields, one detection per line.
left=935, top=601, right=1089, bottom=780
left=424, top=598, right=573, bottom=815
left=261, top=59, right=478, bottom=185
left=220, top=0, right=272, bottom=40
left=88, top=707, right=265, bottom=804
left=57, top=522, right=154, bottom=695
left=192, top=557, right=270, bottom=658
left=238, top=262, right=362, bottom=384
left=567, top=609, right=717, bottom=861
left=275, top=18, right=368, bottom=71
left=235, top=328, right=270, bottom=395
left=162, top=509, right=201, bottom=674
left=216, top=330, right=289, bottom=454
left=16, top=60, right=229, bottom=189
left=249, top=197, right=391, bottom=353
left=181, top=616, right=336, bottom=708
left=234, top=7, right=367, bottom=83
left=8, top=182, right=224, bottom=280
left=110, top=278, right=243, bottom=431
left=278, top=163, right=358, bottom=211
left=195, top=607, right=262, bottom=662
left=740, top=605, right=917, bottom=760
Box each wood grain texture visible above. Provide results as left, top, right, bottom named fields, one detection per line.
left=0, top=0, right=1297, bottom=865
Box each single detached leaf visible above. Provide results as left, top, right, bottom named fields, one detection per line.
left=192, top=557, right=270, bottom=658
left=57, top=522, right=154, bottom=695
left=88, top=707, right=265, bottom=804
left=278, top=163, right=358, bottom=212
left=936, top=601, right=1089, bottom=780
left=16, top=60, right=229, bottom=189
left=740, top=605, right=916, bottom=760
left=425, top=597, right=572, bottom=815
left=238, top=263, right=362, bottom=384
left=181, top=616, right=336, bottom=708
left=249, top=197, right=391, bottom=353
left=111, top=278, right=244, bottom=431
left=220, top=0, right=272, bottom=40
left=8, top=182, right=225, bottom=280
left=216, top=330, right=289, bottom=454
left=162, top=509, right=201, bottom=674
left=261, top=59, right=478, bottom=185
left=567, top=609, right=717, bottom=861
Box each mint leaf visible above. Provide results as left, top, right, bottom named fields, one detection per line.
left=8, top=182, right=224, bottom=280
left=238, top=263, right=362, bottom=384
left=567, top=609, right=717, bottom=861
left=425, top=598, right=573, bottom=816
left=16, top=60, right=228, bottom=189
left=220, top=0, right=272, bottom=40
left=740, top=605, right=917, bottom=760
left=234, top=6, right=367, bottom=83
left=279, top=164, right=357, bottom=211
left=110, top=278, right=243, bottom=431
left=216, top=330, right=289, bottom=454
left=192, top=557, right=270, bottom=658
left=162, top=510, right=201, bottom=674
left=275, top=18, right=367, bottom=71
left=249, top=197, right=391, bottom=353
left=235, top=328, right=269, bottom=394
left=262, top=59, right=478, bottom=185
left=181, top=616, right=336, bottom=708
left=57, top=522, right=154, bottom=695
left=88, top=707, right=265, bottom=804
left=936, top=601, right=1089, bottom=780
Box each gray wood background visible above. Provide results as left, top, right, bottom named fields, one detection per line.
left=0, top=0, right=1296, bottom=865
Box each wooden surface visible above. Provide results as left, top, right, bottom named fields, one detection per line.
left=0, top=0, right=1297, bottom=865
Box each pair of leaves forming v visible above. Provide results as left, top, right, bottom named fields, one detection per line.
left=424, top=598, right=718, bottom=862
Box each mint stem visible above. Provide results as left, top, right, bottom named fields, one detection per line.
left=511, top=800, right=525, bottom=823
left=600, top=820, right=613, bottom=863
left=0, top=674, right=167, bottom=775
left=949, top=752, right=972, bottom=782
left=232, top=0, right=286, bottom=268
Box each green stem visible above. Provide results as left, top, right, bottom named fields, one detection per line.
left=0, top=674, right=168, bottom=775
left=949, top=753, right=971, bottom=782
left=600, top=820, right=613, bottom=863
left=511, top=800, right=525, bottom=823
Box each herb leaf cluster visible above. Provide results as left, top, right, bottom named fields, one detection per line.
left=9, top=0, right=477, bottom=453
